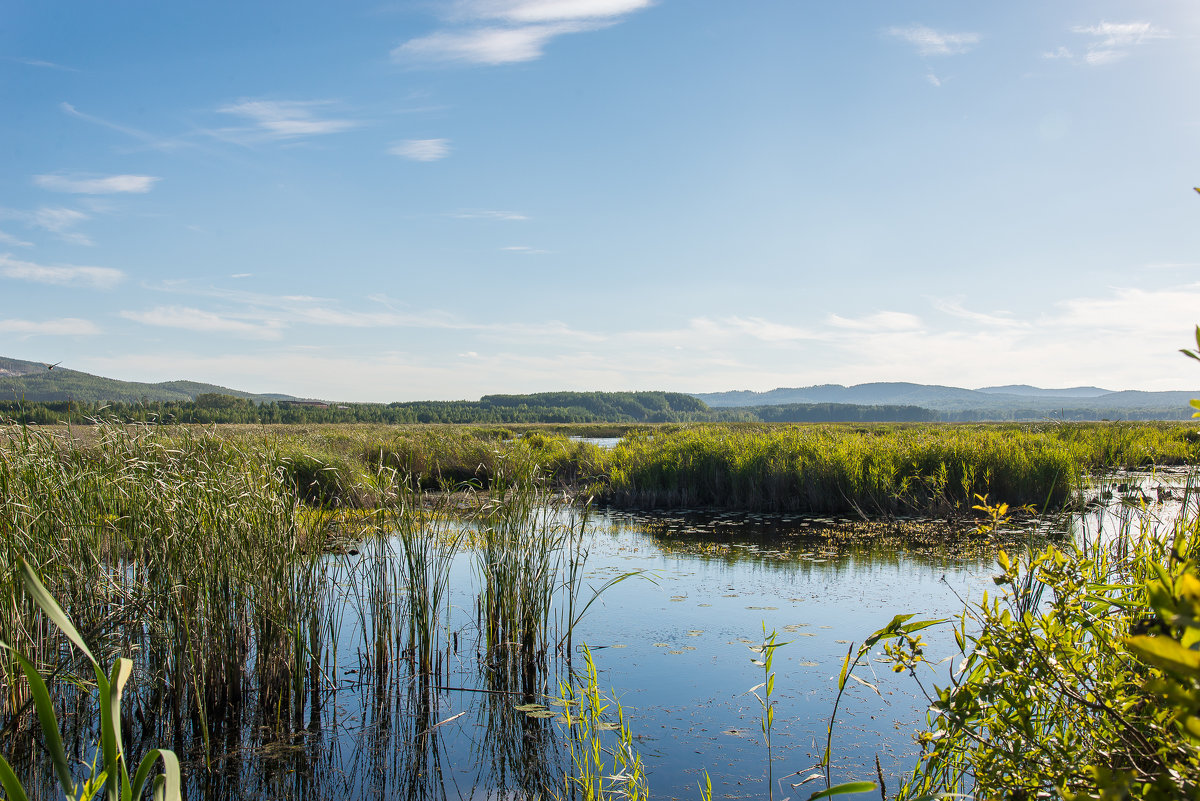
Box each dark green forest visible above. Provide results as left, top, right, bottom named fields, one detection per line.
left=0, top=392, right=936, bottom=426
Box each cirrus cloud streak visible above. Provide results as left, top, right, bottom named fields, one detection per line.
left=0, top=254, right=124, bottom=289
left=34, top=173, right=160, bottom=194
left=0, top=317, right=100, bottom=335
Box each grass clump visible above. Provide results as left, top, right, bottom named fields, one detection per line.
left=598, top=423, right=1086, bottom=515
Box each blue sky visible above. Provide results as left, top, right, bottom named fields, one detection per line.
left=3, top=0, right=1199, bottom=400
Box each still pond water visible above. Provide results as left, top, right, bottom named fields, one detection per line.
left=181, top=467, right=1193, bottom=800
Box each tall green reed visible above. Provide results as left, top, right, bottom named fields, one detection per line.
left=0, top=422, right=341, bottom=765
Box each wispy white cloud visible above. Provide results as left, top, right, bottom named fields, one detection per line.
left=0, top=230, right=33, bottom=248
left=394, top=0, right=651, bottom=65
left=389, top=138, right=452, bottom=161
left=0, top=317, right=100, bottom=335
left=394, top=24, right=590, bottom=64
left=1075, top=21, right=1170, bottom=48
left=1053, top=21, right=1171, bottom=66
left=932, top=299, right=1028, bottom=329
left=458, top=0, right=654, bottom=23
left=137, top=284, right=604, bottom=342
left=886, top=25, right=980, bottom=57
left=17, top=58, right=79, bottom=72
left=451, top=209, right=529, bottom=220
left=0, top=205, right=95, bottom=245
left=827, top=311, right=923, bottom=332
left=213, top=100, right=360, bottom=143
left=119, top=306, right=286, bottom=340
left=33, top=173, right=160, bottom=194
left=32, top=207, right=89, bottom=233
left=501, top=245, right=550, bottom=254
left=35, top=207, right=92, bottom=245
left=718, top=316, right=818, bottom=343
left=59, top=102, right=185, bottom=152
left=1051, top=285, right=1198, bottom=335
left=0, top=254, right=124, bottom=289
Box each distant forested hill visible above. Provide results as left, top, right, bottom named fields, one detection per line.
left=695, top=382, right=1200, bottom=420
left=0, top=356, right=293, bottom=404
left=1, top=386, right=936, bottom=427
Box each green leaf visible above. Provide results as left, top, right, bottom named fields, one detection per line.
left=106, top=658, right=134, bottom=800
left=807, top=780, right=878, bottom=799
left=16, top=557, right=97, bottom=665
left=1127, top=634, right=1200, bottom=679
left=901, top=618, right=948, bottom=634
left=836, top=643, right=855, bottom=691
left=0, top=754, right=31, bottom=801
left=131, top=749, right=182, bottom=801
left=8, top=648, right=75, bottom=798
left=93, top=662, right=118, bottom=801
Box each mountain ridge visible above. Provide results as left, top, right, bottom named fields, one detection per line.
left=0, top=357, right=296, bottom=404
left=693, top=381, right=1200, bottom=417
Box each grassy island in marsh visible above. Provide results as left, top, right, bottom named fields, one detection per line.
left=216, top=419, right=1200, bottom=515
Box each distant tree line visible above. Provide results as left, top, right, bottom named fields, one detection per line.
left=0, top=391, right=940, bottom=426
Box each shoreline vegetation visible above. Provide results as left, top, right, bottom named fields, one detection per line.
left=3, top=416, right=1200, bottom=797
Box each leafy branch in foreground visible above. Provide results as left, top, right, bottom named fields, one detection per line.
left=0, top=557, right=181, bottom=801
left=884, top=497, right=1200, bottom=799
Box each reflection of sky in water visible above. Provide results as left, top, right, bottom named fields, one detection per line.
left=565, top=510, right=999, bottom=799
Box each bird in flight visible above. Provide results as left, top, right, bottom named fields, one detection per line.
left=44, top=361, right=62, bottom=370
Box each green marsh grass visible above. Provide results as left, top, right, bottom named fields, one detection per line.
left=597, top=422, right=1200, bottom=515
left=0, top=422, right=355, bottom=773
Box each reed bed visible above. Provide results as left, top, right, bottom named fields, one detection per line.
left=596, top=423, right=1200, bottom=515
left=0, top=423, right=335, bottom=764
left=470, top=452, right=598, bottom=699
left=0, top=419, right=613, bottom=794
left=42, top=420, right=1190, bottom=516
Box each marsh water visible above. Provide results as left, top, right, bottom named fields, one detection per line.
left=24, top=468, right=1195, bottom=801
left=193, top=469, right=1188, bottom=801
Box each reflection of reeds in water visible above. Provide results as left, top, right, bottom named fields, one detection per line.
left=471, top=659, right=564, bottom=797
